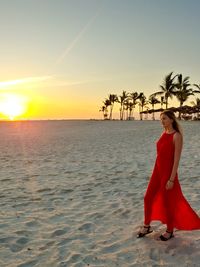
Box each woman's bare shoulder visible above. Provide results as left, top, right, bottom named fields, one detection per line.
left=173, top=131, right=183, bottom=142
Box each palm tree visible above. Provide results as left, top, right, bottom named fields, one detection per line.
left=99, top=100, right=110, bottom=120
left=118, top=95, right=124, bottom=120
left=150, top=72, right=177, bottom=109
left=123, top=99, right=135, bottom=120
left=99, top=105, right=106, bottom=119
left=174, top=74, right=194, bottom=119
left=99, top=99, right=111, bottom=120
left=191, top=97, right=200, bottom=119
left=128, top=102, right=135, bottom=120
left=148, top=95, right=160, bottom=120
left=160, top=96, right=165, bottom=109
left=123, top=99, right=130, bottom=120
left=138, top=93, right=148, bottom=120
left=128, top=92, right=139, bottom=120
left=193, top=84, right=200, bottom=94
left=118, top=91, right=129, bottom=120
left=107, top=94, right=118, bottom=120
left=191, top=97, right=200, bottom=106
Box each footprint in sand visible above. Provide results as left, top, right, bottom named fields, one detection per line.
left=51, top=228, right=68, bottom=237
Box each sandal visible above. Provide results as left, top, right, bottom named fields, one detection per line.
left=159, top=230, right=174, bottom=241
left=137, top=225, right=153, bottom=238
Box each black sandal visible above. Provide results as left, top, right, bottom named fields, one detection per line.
left=137, top=225, right=153, bottom=238
left=159, top=230, right=174, bottom=241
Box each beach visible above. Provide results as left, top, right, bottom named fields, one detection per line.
left=0, top=120, right=200, bottom=267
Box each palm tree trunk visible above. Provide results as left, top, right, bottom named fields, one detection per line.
left=152, top=104, right=155, bottom=120
left=178, top=102, right=183, bottom=119
left=103, top=110, right=105, bottom=120
left=105, top=108, right=108, bottom=119
left=140, top=106, right=143, bottom=120
left=166, top=98, right=168, bottom=109
left=129, top=108, right=133, bottom=119
left=120, top=106, right=122, bottom=120
left=120, top=102, right=124, bottom=120
left=139, top=105, right=141, bottom=120
left=109, top=105, right=113, bottom=120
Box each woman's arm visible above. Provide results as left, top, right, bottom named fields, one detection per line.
left=169, top=132, right=183, bottom=182
left=166, top=132, right=183, bottom=190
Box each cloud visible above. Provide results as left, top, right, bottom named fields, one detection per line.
left=0, top=76, right=53, bottom=90
left=37, top=76, right=112, bottom=88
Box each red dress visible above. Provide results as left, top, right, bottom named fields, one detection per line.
left=144, top=131, right=200, bottom=230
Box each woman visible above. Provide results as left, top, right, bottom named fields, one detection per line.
left=137, top=110, right=200, bottom=241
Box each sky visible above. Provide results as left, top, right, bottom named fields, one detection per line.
left=0, top=0, right=200, bottom=120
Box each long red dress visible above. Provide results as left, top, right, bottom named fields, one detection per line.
left=144, top=131, right=200, bottom=230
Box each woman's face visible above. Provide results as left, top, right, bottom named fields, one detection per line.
left=160, top=113, right=173, bottom=128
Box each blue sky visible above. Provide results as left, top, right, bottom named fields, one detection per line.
left=0, top=0, right=200, bottom=119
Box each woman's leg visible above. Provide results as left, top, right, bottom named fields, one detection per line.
left=166, top=223, right=174, bottom=232
left=164, top=189, right=175, bottom=234
left=144, top=172, right=160, bottom=225
left=166, top=187, right=176, bottom=231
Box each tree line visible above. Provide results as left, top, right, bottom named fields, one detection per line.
left=99, top=72, right=200, bottom=120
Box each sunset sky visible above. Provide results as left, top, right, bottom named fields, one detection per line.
left=0, top=0, right=200, bottom=120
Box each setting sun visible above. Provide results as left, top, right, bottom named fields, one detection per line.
left=0, top=94, right=27, bottom=120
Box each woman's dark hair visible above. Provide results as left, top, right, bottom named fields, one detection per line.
left=160, top=110, right=182, bottom=134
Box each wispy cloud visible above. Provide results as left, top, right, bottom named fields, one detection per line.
left=55, top=7, right=102, bottom=65
left=0, top=75, right=53, bottom=89
left=0, top=74, right=111, bottom=91
left=38, top=77, right=112, bottom=88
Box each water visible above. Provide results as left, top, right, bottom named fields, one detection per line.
left=0, top=120, right=200, bottom=266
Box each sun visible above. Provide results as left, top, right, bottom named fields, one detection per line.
left=0, top=93, right=27, bottom=120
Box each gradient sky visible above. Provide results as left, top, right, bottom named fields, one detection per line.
left=0, top=0, right=200, bottom=119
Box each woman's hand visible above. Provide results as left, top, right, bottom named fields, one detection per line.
left=166, top=180, right=174, bottom=190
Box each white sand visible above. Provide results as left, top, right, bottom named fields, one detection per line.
left=0, top=120, right=200, bottom=267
